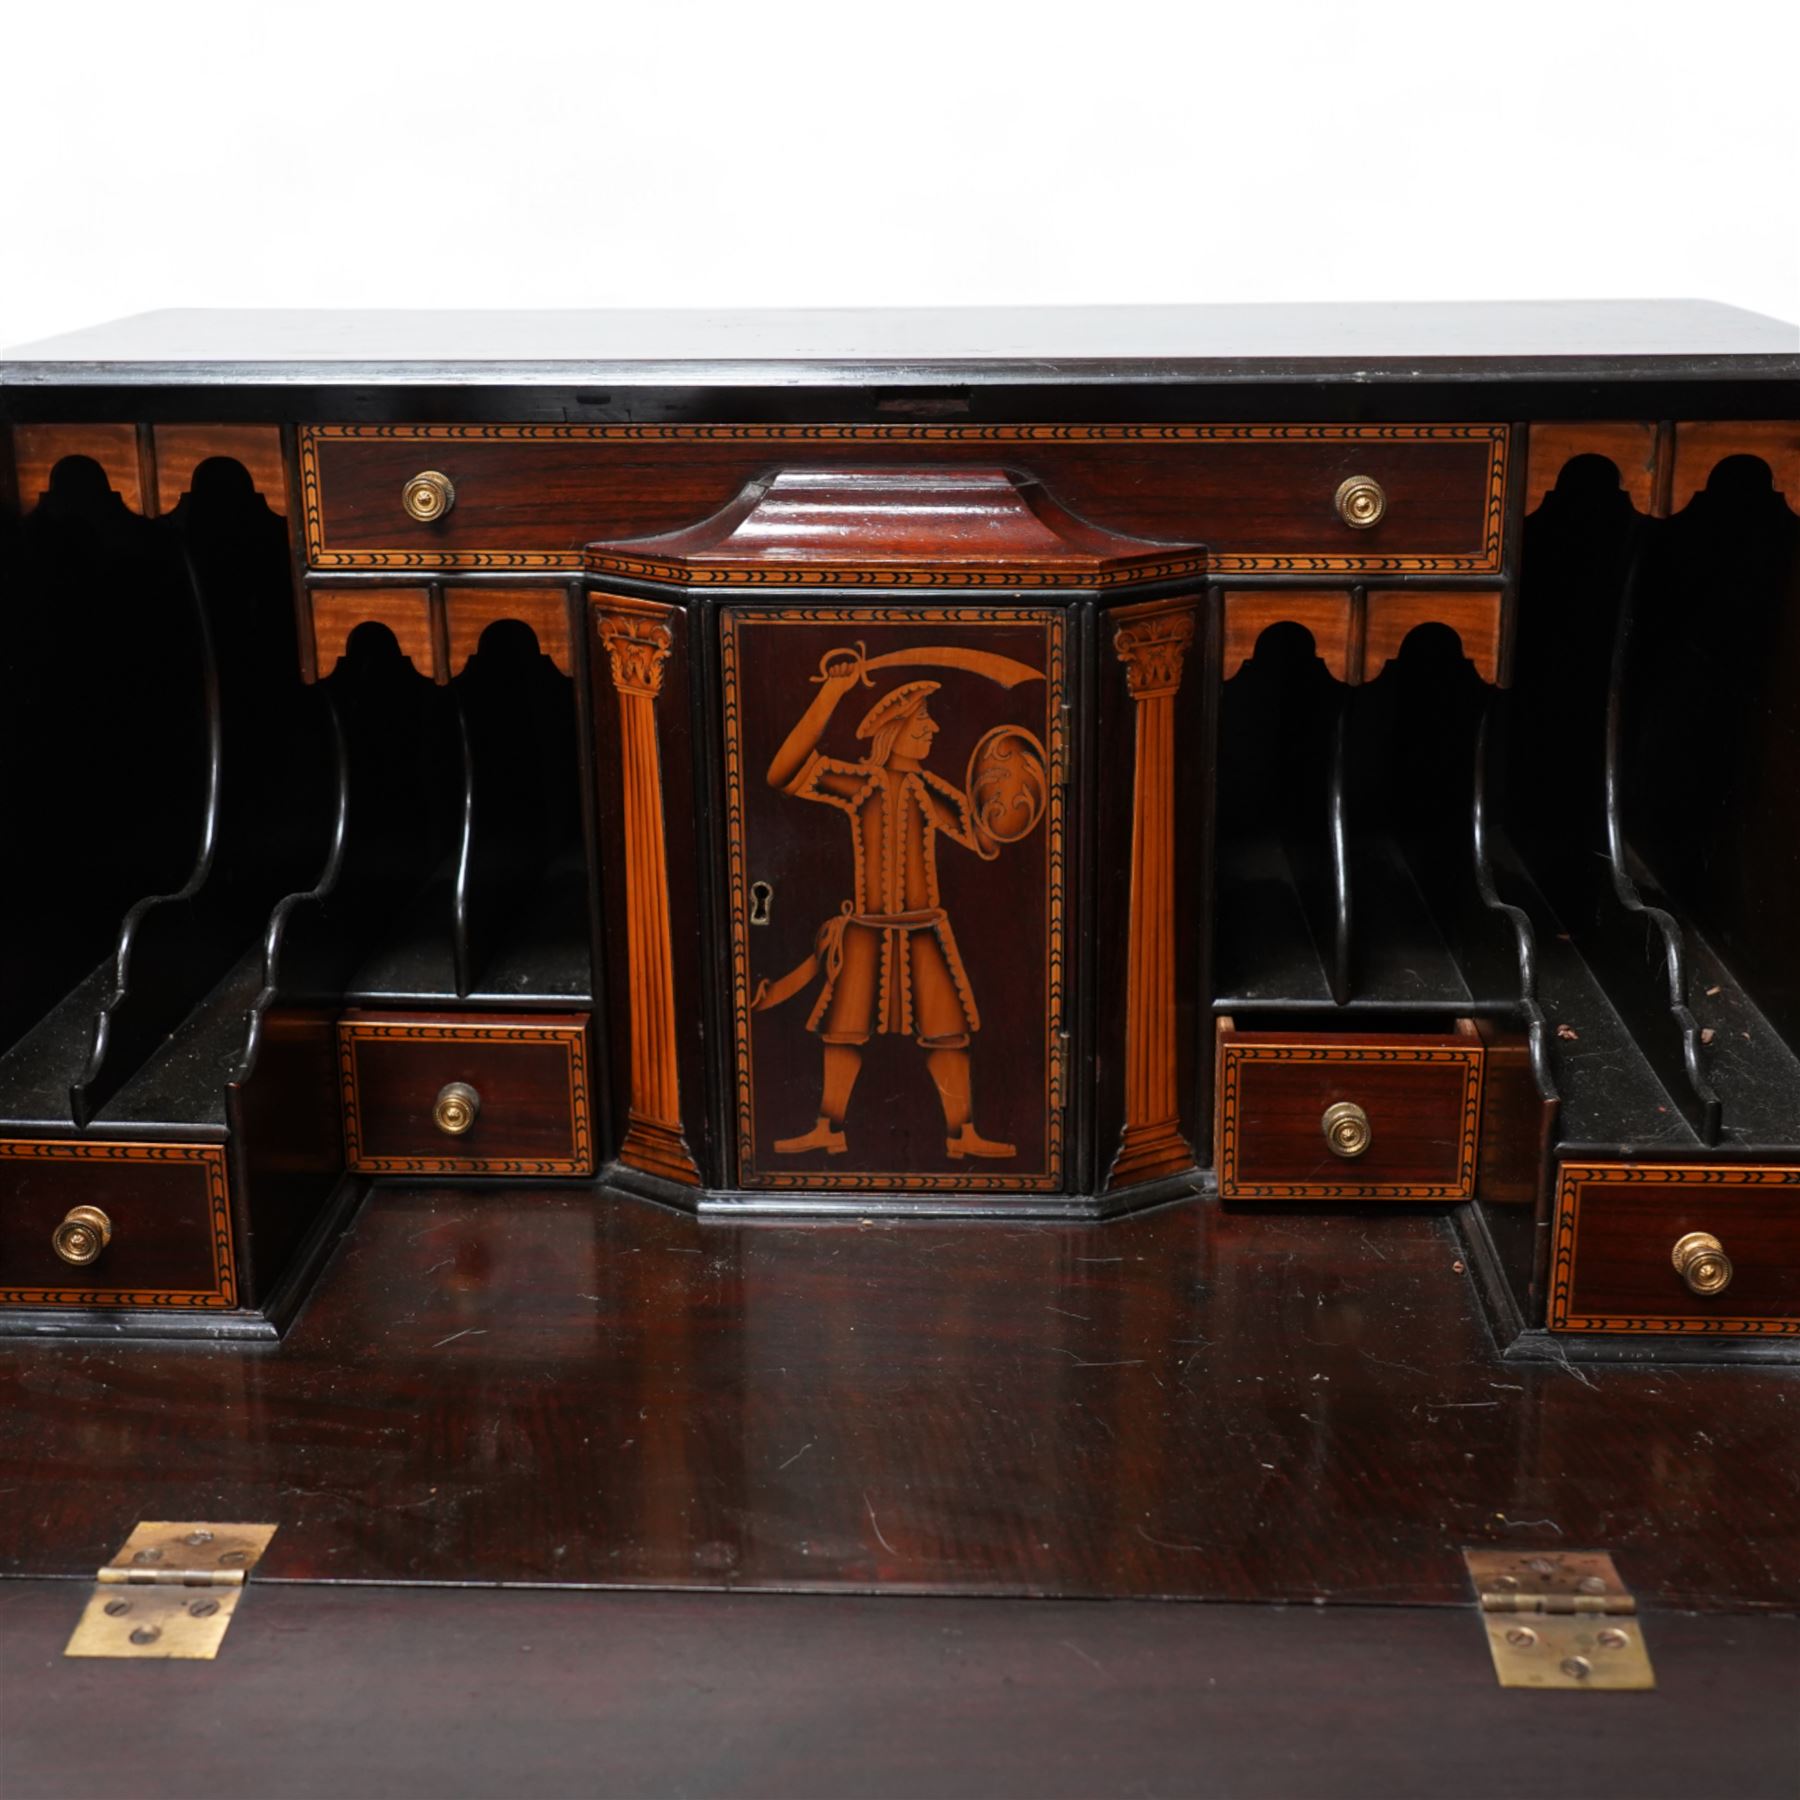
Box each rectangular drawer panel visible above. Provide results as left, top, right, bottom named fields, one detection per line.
left=338, top=1014, right=594, bottom=1175
left=0, top=1140, right=235, bottom=1309
left=301, top=424, right=1507, bottom=575
left=1216, top=1026, right=1484, bottom=1200
left=1550, top=1163, right=1800, bottom=1335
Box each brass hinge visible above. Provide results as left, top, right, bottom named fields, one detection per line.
left=1464, top=1549, right=1655, bottom=1689
left=65, top=1522, right=278, bottom=1660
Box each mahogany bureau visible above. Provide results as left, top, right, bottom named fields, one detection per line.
left=1, top=307, right=1798, bottom=1792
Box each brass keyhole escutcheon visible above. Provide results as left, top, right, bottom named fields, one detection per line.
left=401, top=469, right=456, bottom=523
left=1321, top=1100, right=1372, bottom=1159
left=1671, top=1230, right=1733, bottom=1297
left=52, top=1205, right=113, bottom=1267
left=1334, top=474, right=1387, bottom=530
left=749, top=880, right=773, bottom=925
left=433, top=1081, right=481, bottom=1136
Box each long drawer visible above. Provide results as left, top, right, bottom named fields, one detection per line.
left=300, top=423, right=1509, bottom=575
left=1549, top=1163, right=1800, bottom=1335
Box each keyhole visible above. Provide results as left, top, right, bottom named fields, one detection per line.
left=749, top=881, right=773, bottom=926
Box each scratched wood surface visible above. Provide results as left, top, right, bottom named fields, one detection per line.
left=1, top=1582, right=1795, bottom=1800
left=0, top=1186, right=1793, bottom=1608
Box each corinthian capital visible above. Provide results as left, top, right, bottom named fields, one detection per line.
left=1114, top=610, right=1195, bottom=699
left=598, top=610, right=676, bottom=698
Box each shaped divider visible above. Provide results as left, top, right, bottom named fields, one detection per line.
left=0, top=460, right=211, bottom=1069
left=451, top=618, right=589, bottom=1003
left=1344, top=622, right=1525, bottom=1013
left=1499, top=449, right=1800, bottom=1152
left=68, top=462, right=338, bottom=1127
left=1214, top=620, right=1350, bottom=1006
left=1611, top=457, right=1800, bottom=1150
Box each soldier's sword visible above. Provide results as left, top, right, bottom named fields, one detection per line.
left=814, top=645, right=1045, bottom=689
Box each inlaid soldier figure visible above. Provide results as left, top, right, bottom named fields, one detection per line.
left=753, top=644, right=1033, bottom=1160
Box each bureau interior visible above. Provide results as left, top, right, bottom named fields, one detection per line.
left=2, top=407, right=1798, bottom=1347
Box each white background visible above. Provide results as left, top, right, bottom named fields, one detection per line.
left=2, top=0, right=1796, bottom=347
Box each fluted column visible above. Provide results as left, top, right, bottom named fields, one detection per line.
left=1108, top=604, right=1197, bottom=1189
left=597, top=602, right=701, bottom=1185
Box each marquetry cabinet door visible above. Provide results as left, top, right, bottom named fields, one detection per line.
left=720, top=605, right=1069, bottom=1193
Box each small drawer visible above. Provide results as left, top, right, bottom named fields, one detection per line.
left=0, top=1139, right=236, bottom=1310
left=1549, top=1163, right=1800, bottom=1336
left=338, top=1013, right=594, bottom=1175
left=1215, top=1020, right=1484, bottom=1200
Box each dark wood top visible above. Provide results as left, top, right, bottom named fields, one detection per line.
left=0, top=1183, right=1792, bottom=1609
left=4, top=301, right=1796, bottom=387
left=584, top=468, right=1208, bottom=584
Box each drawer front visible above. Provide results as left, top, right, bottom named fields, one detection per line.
left=338, top=1014, right=594, bottom=1175
left=301, top=424, right=1508, bottom=574
left=0, top=1140, right=235, bottom=1309
left=1216, top=1030, right=1484, bottom=1199
left=1550, top=1163, right=1800, bottom=1335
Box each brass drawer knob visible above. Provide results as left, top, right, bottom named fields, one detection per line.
left=401, top=469, right=456, bottom=523
left=1334, top=474, right=1387, bottom=530
left=1321, top=1100, right=1372, bottom=1159
left=1672, top=1230, right=1733, bottom=1297
left=433, top=1081, right=481, bottom=1136
left=52, top=1205, right=113, bottom=1267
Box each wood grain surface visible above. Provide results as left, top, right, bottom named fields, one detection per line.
left=1, top=1581, right=1794, bottom=1800
left=0, top=1185, right=1793, bottom=1609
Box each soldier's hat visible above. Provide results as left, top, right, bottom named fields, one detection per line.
left=855, top=680, right=939, bottom=740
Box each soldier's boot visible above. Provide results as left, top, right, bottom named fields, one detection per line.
left=928, top=1047, right=1016, bottom=1160
left=773, top=1118, right=847, bottom=1154
left=946, top=1124, right=1017, bottom=1160
left=774, top=1045, right=859, bottom=1154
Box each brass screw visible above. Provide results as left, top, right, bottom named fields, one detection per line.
left=185, top=1530, right=215, bottom=1547
left=129, top=1626, right=161, bottom=1647
left=103, top=1599, right=130, bottom=1617
left=1577, top=1575, right=1608, bottom=1595
left=189, top=1599, right=220, bottom=1618
left=1560, top=1656, right=1592, bottom=1681
left=1505, top=1627, right=1537, bottom=1648
left=1490, top=1574, right=1520, bottom=1592
left=132, top=1548, right=163, bottom=1565
left=1527, top=1558, right=1555, bottom=1576
left=218, top=1549, right=249, bottom=1566
left=1597, top=1628, right=1630, bottom=1650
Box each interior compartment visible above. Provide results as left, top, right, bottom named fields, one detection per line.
left=1343, top=620, right=1525, bottom=1013
left=1213, top=603, right=1533, bottom=1021
left=0, top=457, right=337, bottom=1135
left=0, top=460, right=211, bottom=1063
left=1213, top=621, right=1348, bottom=1005
left=329, top=614, right=591, bottom=1007
left=1497, top=453, right=1800, bottom=1156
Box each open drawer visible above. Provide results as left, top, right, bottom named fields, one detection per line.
left=1215, top=1017, right=1485, bottom=1200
